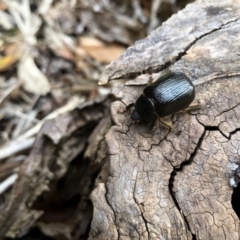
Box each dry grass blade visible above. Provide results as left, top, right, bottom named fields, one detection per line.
left=0, top=137, right=35, bottom=162
left=0, top=10, right=14, bottom=30
left=0, top=79, right=21, bottom=106
left=0, top=161, right=22, bottom=179
left=3, top=0, right=41, bottom=44
left=0, top=96, right=85, bottom=161
left=0, top=174, right=18, bottom=195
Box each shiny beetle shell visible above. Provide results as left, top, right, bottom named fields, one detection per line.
left=131, top=72, right=195, bottom=122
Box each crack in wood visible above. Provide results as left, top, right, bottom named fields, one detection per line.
left=100, top=16, right=240, bottom=84
left=133, top=179, right=150, bottom=239
left=104, top=183, right=120, bottom=240
left=172, top=18, right=240, bottom=66
left=168, top=129, right=207, bottom=238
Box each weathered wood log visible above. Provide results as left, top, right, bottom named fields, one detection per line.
left=90, top=1, right=240, bottom=239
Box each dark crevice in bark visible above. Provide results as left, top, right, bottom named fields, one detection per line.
left=168, top=129, right=206, bottom=237
left=197, top=122, right=240, bottom=140
left=204, top=126, right=219, bottom=131
left=168, top=170, right=192, bottom=235
left=172, top=18, right=240, bottom=65
left=168, top=124, right=226, bottom=238
left=229, top=128, right=240, bottom=140
left=195, top=115, right=227, bottom=139
left=140, top=212, right=150, bottom=239
left=105, top=183, right=120, bottom=240
left=192, top=234, right=197, bottom=240
left=203, top=125, right=228, bottom=139
left=232, top=182, right=240, bottom=219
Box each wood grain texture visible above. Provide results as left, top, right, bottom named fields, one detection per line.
left=91, top=1, right=240, bottom=239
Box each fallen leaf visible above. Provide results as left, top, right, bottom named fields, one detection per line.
left=79, top=36, right=105, bottom=47
left=78, top=36, right=126, bottom=63
left=0, top=56, right=16, bottom=72
left=0, top=41, right=24, bottom=72
left=0, top=2, right=7, bottom=10
left=84, top=44, right=126, bottom=63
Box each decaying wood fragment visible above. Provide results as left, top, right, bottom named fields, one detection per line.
left=0, top=96, right=111, bottom=239
left=90, top=1, right=240, bottom=239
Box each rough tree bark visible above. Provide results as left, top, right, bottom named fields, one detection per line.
left=90, top=1, right=240, bottom=239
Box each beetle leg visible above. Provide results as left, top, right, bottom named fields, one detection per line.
left=160, top=67, right=171, bottom=77
left=159, top=117, right=174, bottom=129
left=158, top=118, right=182, bottom=135
left=148, top=75, right=154, bottom=84
left=181, top=102, right=201, bottom=113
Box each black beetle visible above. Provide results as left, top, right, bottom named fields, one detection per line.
left=131, top=72, right=195, bottom=126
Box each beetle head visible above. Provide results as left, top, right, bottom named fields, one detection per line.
left=132, top=94, right=158, bottom=122
left=131, top=110, right=141, bottom=121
